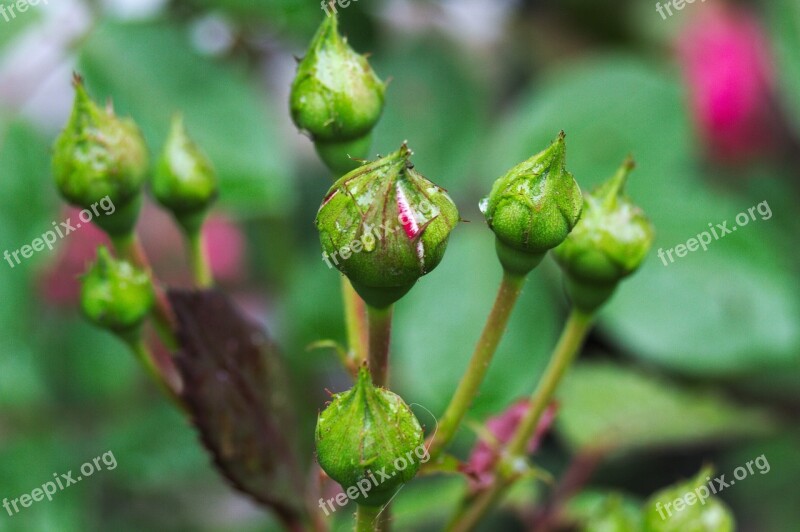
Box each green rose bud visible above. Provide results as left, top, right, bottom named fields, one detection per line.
left=80, top=246, right=154, bottom=338
left=153, top=115, right=218, bottom=234
left=643, top=467, right=735, bottom=532
left=53, top=75, right=149, bottom=237
left=553, top=157, right=654, bottom=312
left=482, top=132, right=583, bottom=276
left=290, top=13, right=386, bottom=174
left=316, top=367, right=426, bottom=507
left=315, top=144, right=459, bottom=308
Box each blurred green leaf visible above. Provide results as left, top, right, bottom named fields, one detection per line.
left=556, top=362, right=778, bottom=454
left=0, top=1, right=43, bottom=49
left=487, top=56, right=800, bottom=374
left=372, top=40, right=488, bottom=190
left=767, top=0, right=800, bottom=135
left=187, top=0, right=323, bottom=35
left=0, top=119, right=56, bottom=408
left=78, top=20, right=295, bottom=218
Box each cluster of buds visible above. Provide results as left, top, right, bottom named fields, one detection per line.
left=290, top=13, right=386, bottom=175
left=53, top=75, right=221, bottom=345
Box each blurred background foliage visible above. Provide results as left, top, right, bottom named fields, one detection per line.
left=0, top=0, right=798, bottom=530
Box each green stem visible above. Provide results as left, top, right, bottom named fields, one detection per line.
left=366, top=305, right=393, bottom=387
left=111, top=232, right=178, bottom=349
left=187, top=228, right=213, bottom=289
left=343, top=276, right=369, bottom=365
left=447, top=309, right=594, bottom=532
left=506, top=309, right=593, bottom=456
left=428, top=272, right=526, bottom=459
left=355, top=504, right=380, bottom=532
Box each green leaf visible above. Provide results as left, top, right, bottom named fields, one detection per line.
left=372, top=41, right=488, bottom=189
left=487, top=55, right=800, bottom=374
left=0, top=119, right=57, bottom=409
left=556, top=362, right=778, bottom=454
left=77, top=20, right=295, bottom=218
left=767, top=0, right=800, bottom=135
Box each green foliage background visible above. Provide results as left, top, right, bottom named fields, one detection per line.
left=0, top=0, right=798, bottom=530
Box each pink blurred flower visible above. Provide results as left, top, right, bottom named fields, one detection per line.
left=461, top=400, right=558, bottom=492
left=38, top=208, right=110, bottom=306
left=203, top=214, right=246, bottom=282
left=678, top=5, right=776, bottom=162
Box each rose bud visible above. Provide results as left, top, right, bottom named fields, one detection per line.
left=315, top=367, right=426, bottom=507
left=153, top=114, right=219, bottom=234
left=80, top=246, right=154, bottom=338
left=315, top=143, right=459, bottom=308
left=481, top=132, right=583, bottom=276
left=290, top=13, right=386, bottom=175
left=553, top=157, right=654, bottom=312
left=644, top=467, right=735, bottom=531
left=53, top=74, right=149, bottom=237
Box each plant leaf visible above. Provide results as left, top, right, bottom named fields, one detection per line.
left=556, top=361, right=778, bottom=454
left=169, top=289, right=306, bottom=525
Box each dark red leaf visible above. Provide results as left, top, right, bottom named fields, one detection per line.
left=170, top=289, right=306, bottom=527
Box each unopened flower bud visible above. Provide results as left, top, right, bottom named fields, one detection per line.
left=315, top=144, right=459, bottom=308
left=53, top=75, right=149, bottom=236
left=553, top=157, right=654, bottom=312
left=316, top=367, right=425, bottom=507
left=153, top=115, right=218, bottom=234
left=482, top=132, right=583, bottom=276
left=290, top=14, right=386, bottom=174
left=80, top=246, right=154, bottom=336
left=644, top=467, right=734, bottom=531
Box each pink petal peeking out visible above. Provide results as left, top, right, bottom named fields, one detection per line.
left=678, top=5, right=776, bottom=162
left=461, top=400, right=558, bottom=492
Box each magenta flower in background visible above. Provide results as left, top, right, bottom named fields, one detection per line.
left=462, top=400, right=558, bottom=492
left=678, top=5, right=776, bottom=162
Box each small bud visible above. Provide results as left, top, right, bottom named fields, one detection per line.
left=315, top=144, right=459, bottom=308
left=53, top=75, right=149, bottom=236
left=153, top=115, right=219, bottom=234
left=644, top=467, right=735, bottom=531
left=80, top=246, right=154, bottom=336
left=553, top=157, right=654, bottom=312
left=315, top=367, right=425, bottom=507
left=482, top=132, right=583, bottom=276
left=290, top=14, right=386, bottom=174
